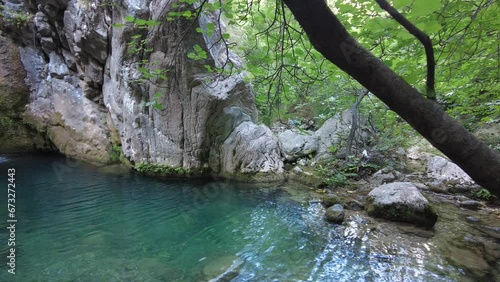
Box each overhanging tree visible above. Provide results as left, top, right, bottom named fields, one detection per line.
left=120, top=0, right=499, bottom=193
left=281, top=0, right=500, bottom=193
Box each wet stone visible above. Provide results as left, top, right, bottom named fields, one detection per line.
left=459, top=200, right=483, bottom=210
left=325, top=204, right=345, bottom=224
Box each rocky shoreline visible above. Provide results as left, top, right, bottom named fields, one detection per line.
left=283, top=142, right=500, bottom=281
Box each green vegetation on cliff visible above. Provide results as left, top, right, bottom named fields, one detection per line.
left=135, top=162, right=192, bottom=176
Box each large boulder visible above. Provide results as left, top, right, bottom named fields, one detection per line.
left=366, top=182, right=438, bottom=227
left=427, top=156, right=475, bottom=187
left=21, top=47, right=113, bottom=164
left=218, top=121, right=284, bottom=181
left=278, top=129, right=319, bottom=161
left=314, top=109, right=372, bottom=161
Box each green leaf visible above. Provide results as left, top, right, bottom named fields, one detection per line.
left=411, top=0, right=442, bottom=17
left=393, top=0, right=413, bottom=9
left=152, top=103, right=164, bottom=110
left=193, top=45, right=203, bottom=52
left=206, top=23, right=215, bottom=36
left=422, top=21, right=442, bottom=33
left=198, top=51, right=207, bottom=59
left=146, top=20, right=160, bottom=26
left=204, top=64, right=213, bottom=72
left=135, top=19, right=147, bottom=26
left=112, top=23, right=125, bottom=28
left=124, top=15, right=135, bottom=22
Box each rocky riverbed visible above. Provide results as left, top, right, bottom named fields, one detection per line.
left=280, top=141, right=500, bottom=281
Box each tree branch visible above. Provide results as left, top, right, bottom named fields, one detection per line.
left=374, top=0, right=436, bottom=100
left=282, top=0, right=500, bottom=193
left=345, top=89, right=369, bottom=161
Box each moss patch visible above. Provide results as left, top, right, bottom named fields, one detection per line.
left=135, top=162, right=194, bottom=177
left=322, top=194, right=345, bottom=207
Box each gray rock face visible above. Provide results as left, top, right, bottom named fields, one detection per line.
left=0, top=36, right=46, bottom=152
left=8, top=0, right=283, bottom=178
left=48, top=52, right=69, bottom=78
left=101, top=0, right=282, bottom=178
left=278, top=129, right=319, bottom=162
left=23, top=75, right=112, bottom=164
left=218, top=122, right=284, bottom=181
left=325, top=204, right=345, bottom=223
left=427, top=156, right=476, bottom=187
left=314, top=109, right=372, bottom=161
left=366, top=182, right=437, bottom=227
left=17, top=0, right=114, bottom=164
left=370, top=169, right=396, bottom=186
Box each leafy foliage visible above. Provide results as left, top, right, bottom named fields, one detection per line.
left=135, top=162, right=192, bottom=175
left=110, top=145, right=123, bottom=163
left=219, top=0, right=498, bottom=132
left=0, top=4, right=32, bottom=28
left=118, top=0, right=498, bottom=169
left=316, top=156, right=381, bottom=187
left=475, top=188, right=495, bottom=201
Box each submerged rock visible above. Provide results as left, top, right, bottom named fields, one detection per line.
left=203, top=255, right=244, bottom=282
left=366, top=182, right=438, bottom=227
left=325, top=204, right=345, bottom=223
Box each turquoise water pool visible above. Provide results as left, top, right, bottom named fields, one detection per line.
left=0, top=154, right=465, bottom=281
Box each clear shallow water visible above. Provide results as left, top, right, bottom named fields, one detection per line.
left=0, top=154, right=466, bottom=281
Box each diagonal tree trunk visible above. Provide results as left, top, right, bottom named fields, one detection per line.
left=282, top=0, right=500, bottom=194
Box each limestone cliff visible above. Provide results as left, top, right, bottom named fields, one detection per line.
left=0, top=0, right=283, bottom=180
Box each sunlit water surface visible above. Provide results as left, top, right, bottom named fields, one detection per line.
left=0, top=154, right=466, bottom=281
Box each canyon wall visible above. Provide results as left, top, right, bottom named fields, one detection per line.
left=0, top=0, right=283, bottom=180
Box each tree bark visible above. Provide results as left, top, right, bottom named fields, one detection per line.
left=282, top=0, right=500, bottom=194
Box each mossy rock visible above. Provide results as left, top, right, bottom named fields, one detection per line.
left=0, top=116, right=46, bottom=152
left=322, top=193, right=344, bottom=207
left=366, top=199, right=437, bottom=227
left=325, top=204, right=345, bottom=223
left=365, top=182, right=438, bottom=227
left=134, top=162, right=201, bottom=177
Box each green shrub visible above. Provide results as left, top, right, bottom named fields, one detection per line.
left=110, top=145, right=122, bottom=162
left=316, top=156, right=380, bottom=187
left=475, top=188, right=495, bottom=201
